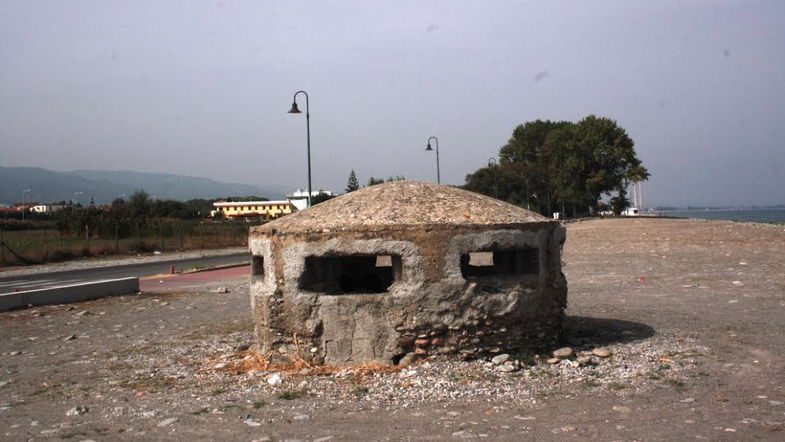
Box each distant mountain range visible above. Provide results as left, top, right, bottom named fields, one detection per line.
left=0, top=167, right=290, bottom=205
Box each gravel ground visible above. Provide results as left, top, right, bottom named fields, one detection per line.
left=1, top=218, right=784, bottom=441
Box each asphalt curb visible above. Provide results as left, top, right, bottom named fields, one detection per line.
left=0, top=277, right=139, bottom=312
left=178, top=262, right=249, bottom=274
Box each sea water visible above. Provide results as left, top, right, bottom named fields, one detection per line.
left=659, top=208, right=785, bottom=223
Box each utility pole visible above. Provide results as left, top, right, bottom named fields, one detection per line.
left=0, top=227, right=5, bottom=265
left=21, top=189, right=31, bottom=221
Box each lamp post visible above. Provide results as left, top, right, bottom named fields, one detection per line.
left=288, top=90, right=312, bottom=207
left=73, top=191, right=83, bottom=207
left=21, top=189, right=31, bottom=221
left=488, top=158, right=498, bottom=199
left=426, top=136, right=440, bottom=184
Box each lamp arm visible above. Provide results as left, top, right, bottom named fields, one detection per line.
left=293, top=90, right=309, bottom=115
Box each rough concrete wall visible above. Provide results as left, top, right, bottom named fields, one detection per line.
left=248, top=238, right=278, bottom=357
left=249, top=222, right=567, bottom=366
left=397, top=225, right=566, bottom=361
left=280, top=238, right=424, bottom=365
left=250, top=235, right=426, bottom=364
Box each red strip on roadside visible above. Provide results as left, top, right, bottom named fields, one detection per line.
left=140, top=265, right=250, bottom=291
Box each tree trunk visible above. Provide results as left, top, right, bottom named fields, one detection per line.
left=546, top=193, right=552, bottom=217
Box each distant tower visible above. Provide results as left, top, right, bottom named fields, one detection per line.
left=629, top=181, right=643, bottom=209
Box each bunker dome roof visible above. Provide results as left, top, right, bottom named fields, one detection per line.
left=253, top=181, right=552, bottom=235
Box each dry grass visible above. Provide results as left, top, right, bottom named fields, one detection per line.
left=207, top=349, right=403, bottom=377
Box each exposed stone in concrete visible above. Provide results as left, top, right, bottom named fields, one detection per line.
left=491, top=354, right=510, bottom=365
left=552, top=347, right=574, bottom=359
left=249, top=181, right=567, bottom=365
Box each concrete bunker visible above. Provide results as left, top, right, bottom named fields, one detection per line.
left=249, top=181, right=567, bottom=366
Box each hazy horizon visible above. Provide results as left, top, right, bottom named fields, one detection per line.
left=2, top=1, right=784, bottom=207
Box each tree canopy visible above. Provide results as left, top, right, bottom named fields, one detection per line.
left=465, top=115, right=649, bottom=217
left=311, top=192, right=336, bottom=206
left=367, top=176, right=385, bottom=186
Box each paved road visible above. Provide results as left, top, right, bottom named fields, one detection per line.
left=0, top=253, right=249, bottom=294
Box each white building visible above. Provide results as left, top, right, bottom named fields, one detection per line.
left=30, top=204, right=67, bottom=214
left=286, top=188, right=335, bottom=211
left=622, top=207, right=640, bottom=216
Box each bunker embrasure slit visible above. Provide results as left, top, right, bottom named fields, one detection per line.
left=251, top=255, right=264, bottom=277
left=461, top=248, right=539, bottom=278
left=299, top=254, right=402, bottom=294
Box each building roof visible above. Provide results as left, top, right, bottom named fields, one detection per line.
left=213, top=200, right=293, bottom=207
left=254, top=180, right=551, bottom=234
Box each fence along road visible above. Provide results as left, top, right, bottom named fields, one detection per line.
left=0, top=252, right=249, bottom=294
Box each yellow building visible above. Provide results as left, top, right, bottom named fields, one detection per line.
left=211, top=200, right=297, bottom=219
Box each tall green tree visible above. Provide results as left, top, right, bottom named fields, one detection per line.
left=129, top=190, right=151, bottom=219
left=467, top=120, right=570, bottom=214
left=548, top=115, right=649, bottom=215
left=345, top=170, right=360, bottom=193
left=464, top=115, right=649, bottom=218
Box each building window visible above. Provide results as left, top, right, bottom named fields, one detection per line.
left=299, top=254, right=402, bottom=294
left=460, top=248, right=539, bottom=278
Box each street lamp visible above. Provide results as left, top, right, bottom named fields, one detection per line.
left=288, top=90, right=312, bottom=207
left=73, top=191, right=83, bottom=207
left=488, top=158, right=498, bottom=199
left=21, top=189, right=31, bottom=221
left=425, top=136, right=440, bottom=185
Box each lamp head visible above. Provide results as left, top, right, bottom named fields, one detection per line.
left=287, top=102, right=302, bottom=114
left=426, top=143, right=433, bottom=151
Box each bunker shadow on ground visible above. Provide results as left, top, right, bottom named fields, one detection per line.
left=563, top=316, right=655, bottom=347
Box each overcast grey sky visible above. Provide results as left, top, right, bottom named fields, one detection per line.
left=1, top=1, right=783, bottom=206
